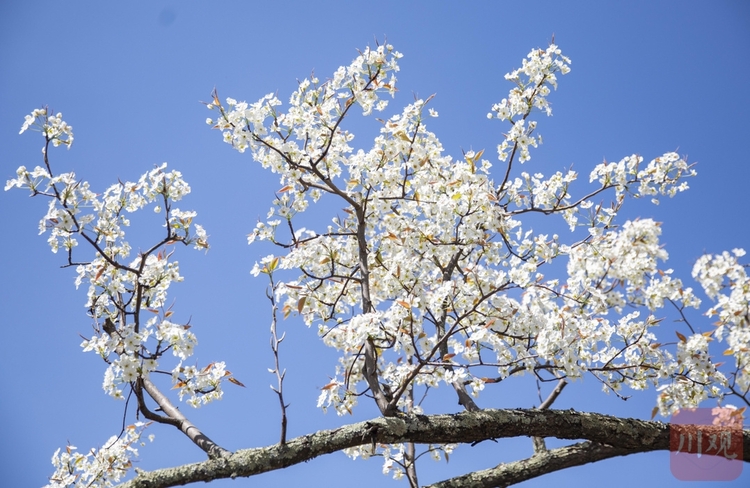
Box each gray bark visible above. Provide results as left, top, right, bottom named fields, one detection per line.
left=120, top=408, right=750, bottom=488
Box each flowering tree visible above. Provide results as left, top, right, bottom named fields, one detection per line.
left=7, top=43, right=750, bottom=488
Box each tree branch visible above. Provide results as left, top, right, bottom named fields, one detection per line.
left=532, top=378, right=567, bottom=453
left=426, top=441, right=638, bottom=488
left=268, top=275, right=289, bottom=445
left=138, top=378, right=231, bottom=460
left=120, top=408, right=750, bottom=488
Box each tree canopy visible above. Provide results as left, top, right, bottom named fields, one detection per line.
left=7, top=41, right=749, bottom=488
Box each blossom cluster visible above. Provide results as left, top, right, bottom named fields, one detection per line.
left=12, top=41, right=747, bottom=485
left=208, top=44, right=401, bottom=229
left=44, top=423, right=152, bottom=488
left=7, top=109, right=221, bottom=405
left=344, top=442, right=457, bottom=480
left=693, top=249, right=750, bottom=395
left=487, top=44, right=571, bottom=163
left=19, top=107, right=74, bottom=149
left=589, top=152, right=696, bottom=204
left=9, top=110, right=234, bottom=484
left=209, top=43, right=750, bottom=446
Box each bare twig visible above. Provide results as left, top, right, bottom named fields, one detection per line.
left=267, top=274, right=289, bottom=444
left=539, top=378, right=568, bottom=410
left=532, top=378, right=568, bottom=453
left=404, top=382, right=419, bottom=488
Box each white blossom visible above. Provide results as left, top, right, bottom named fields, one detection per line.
left=9, top=41, right=747, bottom=485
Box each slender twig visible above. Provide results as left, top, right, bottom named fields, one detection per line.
left=539, top=378, right=568, bottom=410
left=267, top=274, right=289, bottom=444
left=404, top=383, right=419, bottom=488
left=667, top=297, right=696, bottom=334
left=532, top=378, right=568, bottom=453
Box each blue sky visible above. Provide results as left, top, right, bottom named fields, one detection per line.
left=1, top=1, right=749, bottom=487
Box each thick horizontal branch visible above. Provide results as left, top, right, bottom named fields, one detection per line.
left=427, top=441, right=638, bottom=487
left=120, top=408, right=750, bottom=488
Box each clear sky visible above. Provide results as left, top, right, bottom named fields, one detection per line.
left=1, top=1, right=749, bottom=487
